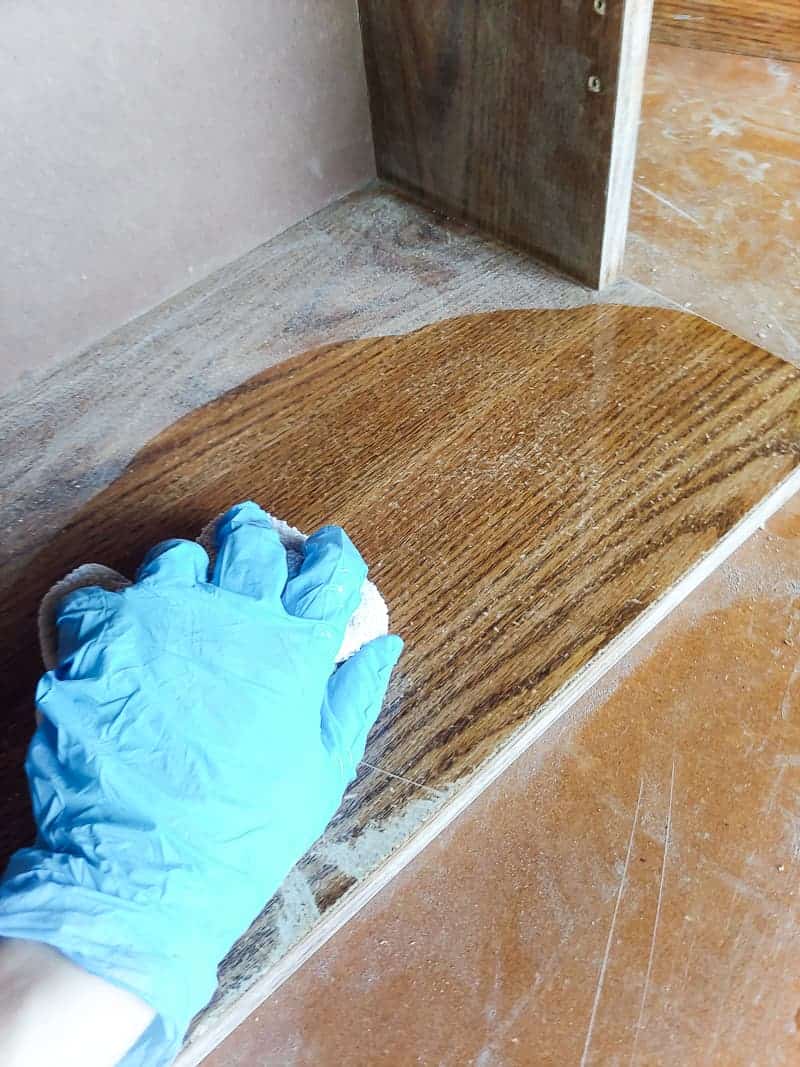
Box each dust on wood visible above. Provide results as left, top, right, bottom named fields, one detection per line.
left=0, top=306, right=798, bottom=1055
left=652, top=0, right=800, bottom=62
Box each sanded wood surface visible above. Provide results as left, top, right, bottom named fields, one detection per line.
left=652, top=0, right=800, bottom=62
left=0, top=187, right=664, bottom=615
left=1, top=307, right=799, bottom=1060
left=359, top=1, right=653, bottom=288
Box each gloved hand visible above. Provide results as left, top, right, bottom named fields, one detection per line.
left=0, top=501, right=402, bottom=1066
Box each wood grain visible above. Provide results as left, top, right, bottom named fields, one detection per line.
left=358, top=0, right=654, bottom=288
left=0, top=187, right=665, bottom=618
left=1, top=306, right=798, bottom=1059
left=652, top=0, right=800, bottom=62
left=203, top=497, right=800, bottom=1067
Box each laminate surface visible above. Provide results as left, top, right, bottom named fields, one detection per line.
left=1, top=306, right=798, bottom=1059
left=652, top=0, right=800, bottom=62
left=627, top=44, right=800, bottom=366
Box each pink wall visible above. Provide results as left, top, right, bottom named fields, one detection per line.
left=0, top=0, right=374, bottom=391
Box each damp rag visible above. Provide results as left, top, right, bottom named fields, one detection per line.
left=0, top=501, right=402, bottom=1066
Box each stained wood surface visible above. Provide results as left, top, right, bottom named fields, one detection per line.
left=358, top=0, right=653, bottom=288
left=652, top=0, right=800, bottom=62
left=0, top=187, right=665, bottom=620
left=1, top=307, right=799, bottom=1059
left=205, top=496, right=800, bottom=1067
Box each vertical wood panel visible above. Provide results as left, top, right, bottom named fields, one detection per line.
left=358, top=0, right=654, bottom=288
left=652, top=0, right=800, bottom=62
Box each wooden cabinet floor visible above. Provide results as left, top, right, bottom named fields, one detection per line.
left=1, top=305, right=797, bottom=1060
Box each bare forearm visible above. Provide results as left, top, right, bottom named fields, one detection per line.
left=0, top=937, right=154, bottom=1067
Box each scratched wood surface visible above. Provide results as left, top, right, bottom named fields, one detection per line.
left=652, top=0, right=800, bottom=62
left=1, top=306, right=799, bottom=1059
left=358, top=1, right=653, bottom=288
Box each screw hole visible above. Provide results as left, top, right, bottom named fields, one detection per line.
left=587, top=75, right=602, bottom=93
left=594, top=0, right=606, bottom=13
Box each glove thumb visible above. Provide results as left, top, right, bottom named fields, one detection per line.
left=321, top=634, right=403, bottom=783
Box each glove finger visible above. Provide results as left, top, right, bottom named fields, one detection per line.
left=136, top=539, right=209, bottom=586
left=321, top=634, right=403, bottom=778
left=54, top=586, right=114, bottom=669
left=39, top=564, right=129, bottom=673
left=211, top=501, right=288, bottom=602
left=282, top=526, right=367, bottom=629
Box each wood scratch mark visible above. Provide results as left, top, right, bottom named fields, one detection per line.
left=359, top=760, right=442, bottom=797
left=634, top=183, right=703, bottom=227
left=774, top=755, right=800, bottom=767
left=579, top=779, right=644, bottom=1067
left=703, top=924, right=770, bottom=1065
left=763, top=763, right=787, bottom=817
left=630, top=759, right=676, bottom=1066
left=723, top=890, right=740, bottom=937
left=779, top=659, right=800, bottom=721
left=707, top=864, right=775, bottom=911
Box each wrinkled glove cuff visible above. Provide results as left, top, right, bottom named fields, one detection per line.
left=0, top=846, right=215, bottom=1066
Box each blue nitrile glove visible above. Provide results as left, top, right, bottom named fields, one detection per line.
left=0, top=501, right=402, bottom=1066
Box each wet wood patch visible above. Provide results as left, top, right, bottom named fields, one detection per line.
left=0, top=306, right=798, bottom=1059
